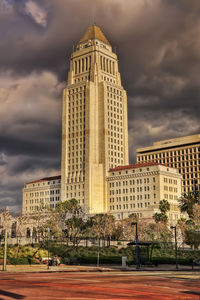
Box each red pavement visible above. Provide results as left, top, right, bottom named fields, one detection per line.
left=0, top=271, right=199, bottom=299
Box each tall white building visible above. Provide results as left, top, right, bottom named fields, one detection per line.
left=61, top=25, right=129, bottom=213
left=22, top=25, right=183, bottom=222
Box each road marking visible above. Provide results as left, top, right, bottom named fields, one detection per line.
left=68, top=278, right=101, bottom=282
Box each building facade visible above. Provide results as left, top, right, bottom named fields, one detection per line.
left=61, top=25, right=129, bottom=213
left=136, top=134, right=200, bottom=194
left=107, top=162, right=182, bottom=223
left=22, top=25, right=184, bottom=222
left=22, top=176, right=61, bottom=213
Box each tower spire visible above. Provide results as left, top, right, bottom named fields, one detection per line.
left=79, top=25, right=110, bottom=45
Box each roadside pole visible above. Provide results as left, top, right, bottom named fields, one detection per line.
left=97, top=238, right=100, bottom=267
left=3, top=229, right=7, bottom=271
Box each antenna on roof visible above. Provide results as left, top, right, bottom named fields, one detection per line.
left=114, top=46, right=117, bottom=54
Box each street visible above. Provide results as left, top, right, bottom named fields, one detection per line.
left=0, top=271, right=199, bottom=299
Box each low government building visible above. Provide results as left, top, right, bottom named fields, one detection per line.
left=107, top=162, right=182, bottom=223
left=22, top=162, right=182, bottom=225
left=22, top=175, right=61, bottom=214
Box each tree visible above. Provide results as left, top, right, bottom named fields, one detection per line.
left=65, top=212, right=86, bottom=247
left=178, top=189, right=200, bottom=220
left=0, top=207, right=12, bottom=239
left=193, top=204, right=200, bottom=226
left=153, top=213, right=168, bottom=224
left=49, top=198, right=87, bottom=245
left=90, top=214, right=116, bottom=245
left=153, top=200, right=170, bottom=224
left=141, top=221, right=172, bottom=243
left=122, top=214, right=139, bottom=240
left=159, top=199, right=170, bottom=214
left=177, top=204, right=200, bottom=249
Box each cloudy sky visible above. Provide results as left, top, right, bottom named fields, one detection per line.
left=0, top=0, right=199, bottom=213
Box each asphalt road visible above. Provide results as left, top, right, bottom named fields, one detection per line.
left=0, top=271, right=200, bottom=299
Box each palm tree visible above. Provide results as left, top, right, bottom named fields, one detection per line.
left=159, top=199, right=170, bottom=214
left=178, top=190, right=200, bottom=219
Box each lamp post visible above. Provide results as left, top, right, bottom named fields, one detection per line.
left=3, top=229, right=7, bottom=271
left=47, top=228, right=51, bottom=270
left=2, top=228, right=7, bottom=271
left=132, top=222, right=140, bottom=269
left=97, top=237, right=100, bottom=267
left=171, top=226, right=178, bottom=270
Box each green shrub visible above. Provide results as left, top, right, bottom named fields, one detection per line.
left=8, top=257, right=40, bottom=265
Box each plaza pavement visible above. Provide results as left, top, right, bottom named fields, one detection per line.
left=0, top=269, right=199, bottom=299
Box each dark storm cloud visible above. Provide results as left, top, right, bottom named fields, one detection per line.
left=0, top=0, right=199, bottom=212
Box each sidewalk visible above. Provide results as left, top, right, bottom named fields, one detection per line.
left=0, top=264, right=116, bottom=273
left=0, top=264, right=199, bottom=273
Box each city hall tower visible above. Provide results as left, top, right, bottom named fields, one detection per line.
left=61, top=25, right=129, bottom=213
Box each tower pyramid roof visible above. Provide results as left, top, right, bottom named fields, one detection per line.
left=79, top=25, right=110, bottom=45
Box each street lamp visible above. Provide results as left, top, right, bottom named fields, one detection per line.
left=0, top=226, right=7, bottom=272
left=47, top=228, right=51, bottom=270
left=171, top=226, right=178, bottom=270
left=132, top=222, right=140, bottom=269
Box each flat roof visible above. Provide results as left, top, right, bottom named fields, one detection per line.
left=109, top=162, right=162, bottom=172
left=137, top=134, right=200, bottom=153
left=26, top=175, right=61, bottom=185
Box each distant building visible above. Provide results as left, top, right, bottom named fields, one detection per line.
left=22, top=175, right=61, bottom=213
left=107, top=162, right=182, bottom=223
left=136, top=134, right=200, bottom=194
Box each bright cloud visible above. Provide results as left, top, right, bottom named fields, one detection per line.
left=24, top=0, right=48, bottom=27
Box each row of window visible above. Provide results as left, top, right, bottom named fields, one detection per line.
left=168, top=161, right=199, bottom=167
left=164, top=194, right=178, bottom=200
left=108, top=106, right=122, bottom=114
left=109, top=178, right=155, bottom=187
left=108, top=125, right=123, bottom=133
left=109, top=194, right=153, bottom=202
left=68, top=118, right=85, bottom=126
left=108, top=118, right=123, bottom=126
left=110, top=186, right=155, bottom=195
left=107, top=86, right=122, bottom=95
left=74, top=76, right=89, bottom=83
left=69, top=86, right=84, bottom=94
left=66, top=192, right=85, bottom=198
left=68, top=94, right=85, bottom=101
left=108, top=98, right=123, bottom=106
left=27, top=189, right=60, bottom=197
left=67, top=176, right=85, bottom=183
left=26, top=197, right=59, bottom=204
left=107, top=111, right=123, bottom=120
left=111, top=167, right=153, bottom=176
left=68, top=164, right=85, bottom=171
left=163, top=178, right=178, bottom=184
left=102, top=76, right=116, bottom=84
left=164, top=186, right=178, bottom=192
left=66, top=184, right=84, bottom=191
left=27, top=180, right=61, bottom=188
left=68, top=144, right=85, bottom=151
left=110, top=202, right=151, bottom=211
left=138, top=147, right=200, bottom=161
